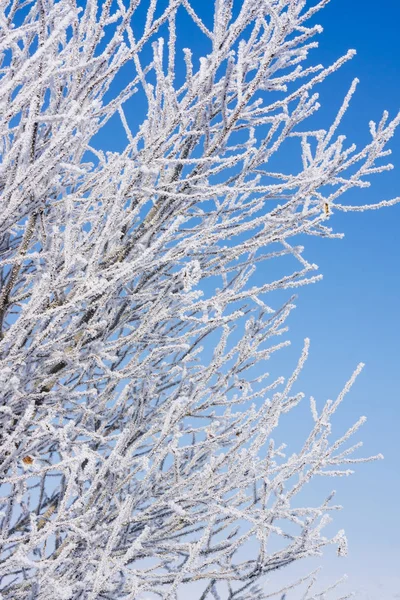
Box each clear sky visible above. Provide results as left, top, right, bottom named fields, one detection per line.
left=271, top=1, right=400, bottom=597
left=95, top=1, right=400, bottom=597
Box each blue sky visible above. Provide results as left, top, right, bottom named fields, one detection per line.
left=259, top=1, right=400, bottom=597
left=94, top=0, right=400, bottom=597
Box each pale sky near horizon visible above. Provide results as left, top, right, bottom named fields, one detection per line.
left=94, top=1, right=400, bottom=597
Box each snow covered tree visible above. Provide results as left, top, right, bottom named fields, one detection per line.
left=0, top=0, right=398, bottom=598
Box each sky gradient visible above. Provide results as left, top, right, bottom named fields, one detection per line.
left=261, top=1, right=400, bottom=597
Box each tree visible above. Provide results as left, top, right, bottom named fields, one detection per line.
left=0, top=0, right=398, bottom=598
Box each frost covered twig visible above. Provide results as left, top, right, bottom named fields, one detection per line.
left=0, top=0, right=397, bottom=598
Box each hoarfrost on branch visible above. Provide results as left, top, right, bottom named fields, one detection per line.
left=0, top=0, right=397, bottom=598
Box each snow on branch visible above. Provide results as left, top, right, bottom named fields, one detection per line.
left=0, top=0, right=397, bottom=598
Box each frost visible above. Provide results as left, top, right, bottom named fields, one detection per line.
left=0, top=0, right=396, bottom=599
left=180, top=259, right=202, bottom=291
